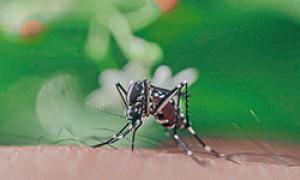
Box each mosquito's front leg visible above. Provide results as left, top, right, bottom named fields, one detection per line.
left=115, top=82, right=128, bottom=109
left=92, top=122, right=131, bottom=148
left=131, top=119, right=143, bottom=151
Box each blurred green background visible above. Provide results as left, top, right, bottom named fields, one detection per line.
left=0, top=0, right=300, bottom=146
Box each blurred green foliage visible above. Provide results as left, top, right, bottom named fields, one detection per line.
left=0, top=0, right=300, bottom=146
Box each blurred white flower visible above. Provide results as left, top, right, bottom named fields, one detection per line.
left=0, top=0, right=166, bottom=64
left=151, top=65, right=198, bottom=89
left=86, top=62, right=198, bottom=109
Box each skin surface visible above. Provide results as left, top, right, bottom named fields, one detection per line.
left=1, top=139, right=300, bottom=180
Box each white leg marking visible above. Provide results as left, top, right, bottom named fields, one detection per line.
left=174, top=134, right=179, bottom=139
left=188, top=127, right=196, bottom=134
left=204, top=145, right=212, bottom=152
left=187, top=150, right=193, bottom=156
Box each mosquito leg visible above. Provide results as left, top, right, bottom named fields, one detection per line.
left=92, top=122, right=131, bottom=148
left=181, top=83, right=224, bottom=157
left=95, top=128, right=132, bottom=147
left=108, top=128, right=132, bottom=144
left=186, top=126, right=225, bottom=157
left=131, top=130, right=136, bottom=151
left=131, top=120, right=143, bottom=151
left=187, top=126, right=239, bottom=164
left=115, top=82, right=128, bottom=109
left=115, top=82, right=127, bottom=95
left=154, top=80, right=187, bottom=114
left=143, top=79, right=150, bottom=116
left=171, top=132, right=205, bottom=165
left=172, top=93, right=205, bottom=164
left=173, top=133, right=192, bottom=156
left=89, top=136, right=119, bottom=150
left=184, top=82, right=190, bottom=127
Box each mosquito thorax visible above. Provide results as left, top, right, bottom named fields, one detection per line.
left=126, top=81, right=145, bottom=105
left=126, top=81, right=146, bottom=120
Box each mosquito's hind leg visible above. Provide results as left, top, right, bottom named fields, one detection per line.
left=92, top=122, right=132, bottom=148
left=171, top=131, right=205, bottom=165
left=182, top=83, right=225, bottom=158
left=167, top=81, right=204, bottom=164
left=185, top=126, right=225, bottom=158
left=185, top=125, right=239, bottom=164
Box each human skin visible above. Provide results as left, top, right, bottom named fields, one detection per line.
left=1, top=138, right=300, bottom=180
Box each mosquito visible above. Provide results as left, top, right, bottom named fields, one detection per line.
left=91, top=79, right=228, bottom=162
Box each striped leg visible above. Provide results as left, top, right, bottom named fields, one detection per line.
left=186, top=126, right=225, bottom=157
left=186, top=126, right=239, bottom=164
left=131, top=120, right=143, bottom=151
left=171, top=131, right=205, bottom=165
left=115, top=82, right=128, bottom=109
left=172, top=85, right=205, bottom=164
left=172, top=133, right=191, bottom=156
left=154, top=80, right=187, bottom=114
left=143, top=79, right=150, bottom=116
left=182, top=83, right=229, bottom=159
left=92, top=122, right=132, bottom=148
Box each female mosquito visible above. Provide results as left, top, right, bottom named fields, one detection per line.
left=91, top=79, right=227, bottom=161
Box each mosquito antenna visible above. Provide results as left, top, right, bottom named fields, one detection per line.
left=86, top=103, right=126, bottom=119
